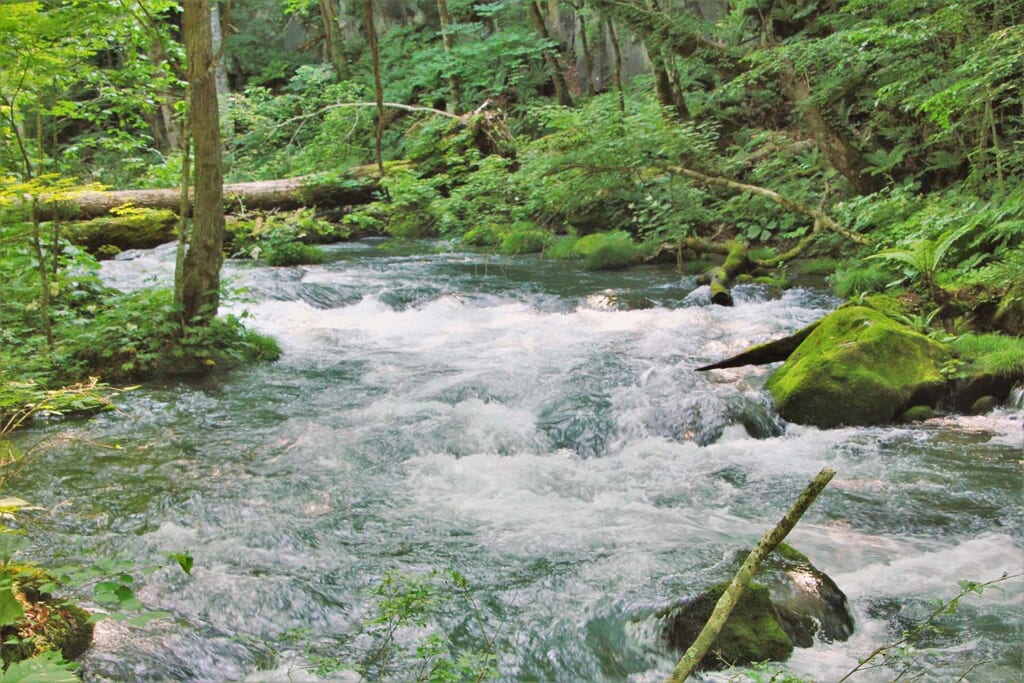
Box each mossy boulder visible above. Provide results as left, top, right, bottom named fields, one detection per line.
left=659, top=545, right=853, bottom=671
left=900, top=405, right=936, bottom=422
left=0, top=565, right=93, bottom=666
left=662, top=581, right=793, bottom=671
left=66, top=208, right=177, bottom=254
left=765, top=306, right=950, bottom=428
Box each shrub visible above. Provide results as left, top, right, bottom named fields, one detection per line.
left=544, top=236, right=580, bottom=259
left=462, top=223, right=506, bottom=247
left=265, top=242, right=329, bottom=266
left=56, top=289, right=280, bottom=383
left=952, top=333, right=1024, bottom=378
left=498, top=225, right=550, bottom=255
left=573, top=231, right=642, bottom=270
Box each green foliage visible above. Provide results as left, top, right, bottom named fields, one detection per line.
left=227, top=209, right=349, bottom=259
left=44, top=289, right=279, bottom=384
left=227, top=72, right=375, bottom=180
left=951, top=334, right=1024, bottom=378
left=498, top=225, right=549, bottom=255
left=580, top=232, right=643, bottom=271
left=264, top=242, right=328, bottom=267
left=829, top=261, right=898, bottom=298
left=866, top=225, right=970, bottom=296
left=283, top=568, right=497, bottom=682
left=0, top=651, right=78, bottom=683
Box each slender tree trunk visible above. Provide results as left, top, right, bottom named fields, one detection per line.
left=577, top=7, right=595, bottom=96
left=175, top=105, right=191, bottom=308
left=364, top=0, right=385, bottom=175
left=606, top=19, right=625, bottom=113
left=181, top=0, right=225, bottom=323
left=210, top=1, right=232, bottom=139
left=436, top=0, right=463, bottom=114
left=527, top=1, right=574, bottom=107
left=319, top=0, right=349, bottom=79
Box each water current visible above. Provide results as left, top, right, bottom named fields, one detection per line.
left=12, top=240, right=1023, bottom=682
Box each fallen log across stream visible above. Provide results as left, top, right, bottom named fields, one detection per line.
left=34, top=166, right=384, bottom=221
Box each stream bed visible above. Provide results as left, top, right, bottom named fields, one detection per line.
left=13, top=240, right=1023, bottom=682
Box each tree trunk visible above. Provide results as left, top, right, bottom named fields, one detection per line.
left=436, top=0, right=463, bottom=114
left=781, top=70, right=881, bottom=195
left=577, top=7, right=595, bottom=96
left=319, top=0, right=349, bottom=79
left=606, top=19, right=625, bottom=113
left=181, top=0, right=225, bottom=323
left=364, top=0, right=385, bottom=174
left=527, top=1, right=575, bottom=107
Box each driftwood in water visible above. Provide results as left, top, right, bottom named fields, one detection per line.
left=695, top=319, right=821, bottom=371
left=688, top=238, right=749, bottom=306
left=35, top=167, right=384, bottom=221
left=665, top=467, right=836, bottom=682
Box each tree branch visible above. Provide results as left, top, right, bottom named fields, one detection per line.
left=666, top=467, right=836, bottom=682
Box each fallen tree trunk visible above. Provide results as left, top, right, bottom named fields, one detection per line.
left=695, top=319, right=821, bottom=371
left=690, top=238, right=748, bottom=306
left=36, top=166, right=384, bottom=221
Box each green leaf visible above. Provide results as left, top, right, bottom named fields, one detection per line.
left=168, top=550, right=193, bottom=576
left=128, top=610, right=174, bottom=627
left=0, top=650, right=79, bottom=682
left=0, top=584, right=25, bottom=627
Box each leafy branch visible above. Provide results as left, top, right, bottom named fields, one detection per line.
left=836, top=571, right=1023, bottom=682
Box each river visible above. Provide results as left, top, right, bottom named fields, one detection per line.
left=13, top=240, right=1023, bottom=682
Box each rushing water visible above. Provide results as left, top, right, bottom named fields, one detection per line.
left=12, top=240, right=1023, bottom=682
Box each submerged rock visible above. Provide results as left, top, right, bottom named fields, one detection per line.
left=900, top=405, right=936, bottom=422
left=659, top=545, right=854, bottom=670
left=765, top=306, right=949, bottom=428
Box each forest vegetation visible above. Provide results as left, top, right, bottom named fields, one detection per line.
left=2, top=0, right=1023, bottom=400
left=1, top=0, right=1023, bottom=677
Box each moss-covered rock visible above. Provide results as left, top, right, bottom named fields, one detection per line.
left=0, top=565, right=93, bottom=666
left=658, top=545, right=853, bottom=671
left=969, top=395, right=1000, bottom=414
left=662, top=581, right=793, bottom=671
left=65, top=208, right=177, bottom=253
left=900, top=405, right=936, bottom=422
left=765, top=306, right=950, bottom=428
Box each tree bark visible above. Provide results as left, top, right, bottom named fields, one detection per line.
left=436, top=0, right=463, bottom=114
left=181, top=0, right=225, bottom=323
left=319, top=0, right=349, bottom=79
left=364, top=0, right=386, bottom=175
left=781, top=70, right=881, bottom=196
left=666, top=467, right=836, bottom=682
left=528, top=1, right=575, bottom=107
left=33, top=171, right=381, bottom=221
